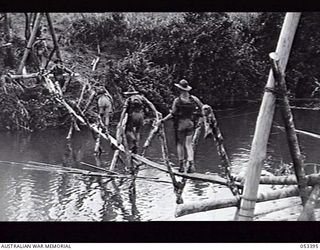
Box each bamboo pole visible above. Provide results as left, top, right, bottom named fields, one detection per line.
left=270, top=52, right=308, bottom=205
left=80, top=161, right=119, bottom=175
left=298, top=185, right=320, bottom=221
left=141, top=125, right=159, bottom=156
left=18, top=13, right=43, bottom=74
left=192, top=125, right=202, bottom=151
left=110, top=150, right=120, bottom=171
left=176, top=185, right=301, bottom=218
left=203, top=105, right=241, bottom=218
left=158, top=115, right=186, bottom=204
left=207, top=108, right=241, bottom=197
left=275, top=125, right=320, bottom=140
left=139, top=96, right=162, bottom=156
left=238, top=13, right=301, bottom=221
left=110, top=110, right=127, bottom=170
left=110, top=98, right=130, bottom=170
left=66, top=82, right=86, bottom=140
left=82, top=89, right=96, bottom=113
left=45, top=13, right=62, bottom=62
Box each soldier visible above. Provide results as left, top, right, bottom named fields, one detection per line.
left=122, top=86, right=149, bottom=154
left=157, top=79, right=204, bottom=173
left=33, top=25, right=48, bottom=69
left=47, top=59, right=74, bottom=93
left=96, top=86, right=114, bottom=133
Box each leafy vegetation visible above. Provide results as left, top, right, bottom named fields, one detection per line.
left=1, top=12, right=320, bottom=131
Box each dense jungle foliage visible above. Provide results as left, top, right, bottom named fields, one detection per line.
left=0, top=12, right=320, bottom=131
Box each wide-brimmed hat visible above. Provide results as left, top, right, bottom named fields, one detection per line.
left=123, top=85, right=139, bottom=95
left=174, top=79, right=192, bottom=91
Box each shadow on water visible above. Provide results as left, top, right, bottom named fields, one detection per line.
left=1, top=104, right=320, bottom=220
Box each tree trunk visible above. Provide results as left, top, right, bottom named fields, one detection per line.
left=3, top=13, right=14, bottom=67
left=18, top=13, right=43, bottom=74
left=45, top=13, right=63, bottom=62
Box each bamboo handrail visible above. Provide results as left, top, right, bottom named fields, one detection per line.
left=275, top=125, right=320, bottom=140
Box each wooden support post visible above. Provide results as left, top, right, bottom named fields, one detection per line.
left=110, top=150, right=120, bottom=171
left=110, top=99, right=130, bottom=170
left=208, top=109, right=240, bottom=197
left=66, top=81, right=87, bottom=140
left=158, top=114, right=186, bottom=204
left=298, top=185, right=320, bottom=221
left=18, top=13, right=43, bottom=74
left=202, top=105, right=241, bottom=218
left=141, top=125, right=158, bottom=156
left=270, top=52, right=308, bottom=205
left=192, top=125, right=202, bottom=151
left=299, top=186, right=319, bottom=221
left=117, top=99, right=133, bottom=171
left=45, top=13, right=62, bottom=62
left=238, top=13, right=301, bottom=221
left=82, top=89, right=96, bottom=113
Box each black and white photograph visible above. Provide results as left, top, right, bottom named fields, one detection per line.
left=0, top=12, right=319, bottom=226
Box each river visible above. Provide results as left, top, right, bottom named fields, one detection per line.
left=0, top=103, right=319, bottom=221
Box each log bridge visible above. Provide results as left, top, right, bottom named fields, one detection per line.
left=6, top=12, right=320, bottom=221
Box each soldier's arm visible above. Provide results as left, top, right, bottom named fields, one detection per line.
left=161, top=98, right=178, bottom=123
left=192, top=95, right=204, bottom=109
left=141, top=95, right=160, bottom=119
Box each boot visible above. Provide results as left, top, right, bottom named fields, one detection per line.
left=178, top=160, right=185, bottom=173
left=187, top=160, right=196, bottom=173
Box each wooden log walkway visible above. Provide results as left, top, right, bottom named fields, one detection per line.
left=175, top=185, right=303, bottom=217
left=92, top=124, right=231, bottom=186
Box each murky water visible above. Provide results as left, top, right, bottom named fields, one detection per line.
left=0, top=104, right=319, bottom=221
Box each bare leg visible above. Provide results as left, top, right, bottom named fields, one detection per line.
left=177, top=142, right=185, bottom=161
left=104, top=113, right=110, bottom=134
left=134, top=127, right=141, bottom=154
left=185, top=134, right=194, bottom=162
left=185, top=134, right=196, bottom=173
left=94, top=134, right=102, bottom=155
left=177, top=134, right=186, bottom=172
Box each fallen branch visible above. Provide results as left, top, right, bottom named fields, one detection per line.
left=92, top=57, right=100, bottom=71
